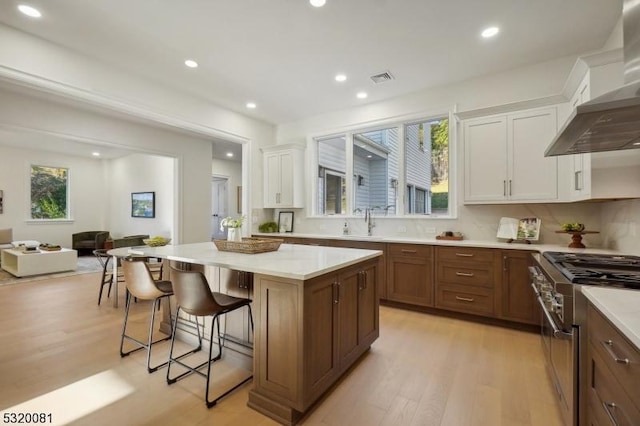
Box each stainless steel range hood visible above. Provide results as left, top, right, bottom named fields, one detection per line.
left=545, top=0, right=640, bottom=156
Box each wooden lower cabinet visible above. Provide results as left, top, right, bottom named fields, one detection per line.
left=500, top=250, right=539, bottom=325
left=387, top=243, right=434, bottom=306
left=586, top=303, right=640, bottom=426
left=257, top=235, right=539, bottom=326
left=249, top=258, right=379, bottom=425
left=435, top=246, right=500, bottom=317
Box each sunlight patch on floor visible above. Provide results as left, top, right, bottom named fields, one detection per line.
left=0, top=370, right=134, bottom=425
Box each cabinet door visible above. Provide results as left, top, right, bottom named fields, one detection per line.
left=305, top=273, right=339, bottom=396
left=500, top=250, right=538, bottom=325
left=387, top=246, right=434, bottom=307
left=264, top=152, right=280, bottom=207
left=337, top=267, right=360, bottom=367
left=279, top=151, right=294, bottom=206
left=464, top=116, right=508, bottom=202
left=508, top=108, right=558, bottom=201
left=358, top=265, right=378, bottom=347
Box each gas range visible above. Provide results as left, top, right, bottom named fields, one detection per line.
left=542, top=251, right=640, bottom=290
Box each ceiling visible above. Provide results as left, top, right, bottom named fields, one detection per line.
left=0, top=0, right=622, bottom=127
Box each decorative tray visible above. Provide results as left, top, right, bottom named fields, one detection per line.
left=436, top=235, right=463, bottom=241
left=213, top=237, right=284, bottom=254
left=39, top=246, right=62, bottom=251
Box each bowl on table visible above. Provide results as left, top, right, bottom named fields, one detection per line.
left=142, top=237, right=171, bottom=247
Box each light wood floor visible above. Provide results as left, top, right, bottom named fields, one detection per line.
left=0, top=272, right=564, bottom=426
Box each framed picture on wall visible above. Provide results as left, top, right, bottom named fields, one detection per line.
left=131, top=191, right=155, bottom=218
left=278, top=211, right=294, bottom=233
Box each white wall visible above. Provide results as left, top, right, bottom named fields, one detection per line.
left=0, top=145, right=107, bottom=248
left=107, top=154, right=174, bottom=240
left=0, top=87, right=214, bottom=243
left=273, top=53, right=614, bottom=246
left=0, top=23, right=276, bottom=226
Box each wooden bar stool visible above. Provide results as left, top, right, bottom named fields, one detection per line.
left=119, top=258, right=174, bottom=373
left=166, top=266, right=254, bottom=407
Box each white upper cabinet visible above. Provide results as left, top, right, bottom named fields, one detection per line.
left=464, top=106, right=558, bottom=204
left=557, top=58, right=640, bottom=201
left=263, top=144, right=305, bottom=208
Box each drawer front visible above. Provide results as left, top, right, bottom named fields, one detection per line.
left=588, top=304, right=640, bottom=398
left=436, top=246, right=495, bottom=263
left=588, top=344, right=640, bottom=426
left=435, top=284, right=494, bottom=316
left=437, top=261, right=493, bottom=288
left=388, top=243, right=433, bottom=259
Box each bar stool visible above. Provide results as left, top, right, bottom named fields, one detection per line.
left=119, top=258, right=174, bottom=373
left=166, top=266, right=254, bottom=408
left=93, top=249, right=125, bottom=305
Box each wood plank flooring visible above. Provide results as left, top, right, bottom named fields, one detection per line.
left=0, top=271, right=564, bottom=426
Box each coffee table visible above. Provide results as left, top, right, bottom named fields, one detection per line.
left=0, top=248, right=78, bottom=277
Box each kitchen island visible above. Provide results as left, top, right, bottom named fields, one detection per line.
left=125, top=242, right=383, bottom=425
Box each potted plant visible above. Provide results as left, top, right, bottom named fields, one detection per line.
left=220, top=216, right=245, bottom=242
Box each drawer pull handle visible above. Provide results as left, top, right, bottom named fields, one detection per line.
left=401, top=249, right=417, bottom=253
left=456, top=272, right=474, bottom=277
left=455, top=253, right=474, bottom=257
left=602, top=340, right=630, bottom=365
left=602, top=401, right=620, bottom=426
left=455, top=296, right=475, bottom=302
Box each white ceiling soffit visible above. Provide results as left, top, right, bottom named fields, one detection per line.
left=0, top=0, right=622, bottom=125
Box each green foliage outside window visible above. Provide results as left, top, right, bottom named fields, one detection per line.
left=30, top=165, right=68, bottom=219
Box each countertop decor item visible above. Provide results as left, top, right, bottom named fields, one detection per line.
left=213, top=237, right=283, bottom=254
left=555, top=229, right=599, bottom=248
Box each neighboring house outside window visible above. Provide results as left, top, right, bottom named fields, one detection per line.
left=314, top=114, right=450, bottom=217
left=30, top=165, right=69, bottom=219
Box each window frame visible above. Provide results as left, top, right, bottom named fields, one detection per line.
left=28, top=163, right=72, bottom=222
left=309, top=110, right=455, bottom=219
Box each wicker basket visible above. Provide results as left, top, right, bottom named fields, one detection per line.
left=213, top=237, right=284, bottom=254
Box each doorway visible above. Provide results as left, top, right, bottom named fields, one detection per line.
left=211, top=177, right=229, bottom=240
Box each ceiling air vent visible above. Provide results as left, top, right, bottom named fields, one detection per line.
left=370, top=71, right=394, bottom=84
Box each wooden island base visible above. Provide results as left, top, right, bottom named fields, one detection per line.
left=248, top=258, right=379, bottom=425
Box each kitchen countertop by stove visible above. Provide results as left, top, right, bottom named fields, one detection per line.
left=582, top=287, right=640, bottom=350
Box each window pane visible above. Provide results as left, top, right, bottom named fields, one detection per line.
left=405, top=118, right=449, bottom=215
left=353, top=127, right=399, bottom=216
left=30, top=165, right=69, bottom=219
left=317, top=136, right=346, bottom=215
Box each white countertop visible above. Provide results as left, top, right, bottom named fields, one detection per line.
left=582, top=287, right=640, bottom=350
left=253, top=232, right=622, bottom=255
left=119, top=242, right=382, bottom=281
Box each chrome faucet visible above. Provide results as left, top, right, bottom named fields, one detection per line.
left=365, top=208, right=375, bottom=236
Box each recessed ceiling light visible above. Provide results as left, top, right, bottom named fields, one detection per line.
left=246, top=102, right=257, bottom=109
left=366, top=155, right=372, bottom=158
left=335, top=74, right=347, bottom=82
left=634, top=142, right=640, bottom=146
left=356, top=92, right=368, bottom=99
left=18, top=4, right=41, bottom=18
left=481, top=26, right=500, bottom=38
left=310, top=0, right=326, bottom=7
left=92, top=152, right=101, bottom=157
left=184, top=59, right=198, bottom=68
left=226, top=152, right=234, bottom=157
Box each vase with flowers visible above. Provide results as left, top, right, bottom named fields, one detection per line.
left=220, top=215, right=245, bottom=242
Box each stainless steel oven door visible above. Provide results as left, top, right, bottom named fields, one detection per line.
left=533, top=283, right=575, bottom=426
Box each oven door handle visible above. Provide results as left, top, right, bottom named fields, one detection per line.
left=532, top=283, right=572, bottom=340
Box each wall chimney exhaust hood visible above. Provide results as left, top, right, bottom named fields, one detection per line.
left=545, top=0, right=640, bottom=156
